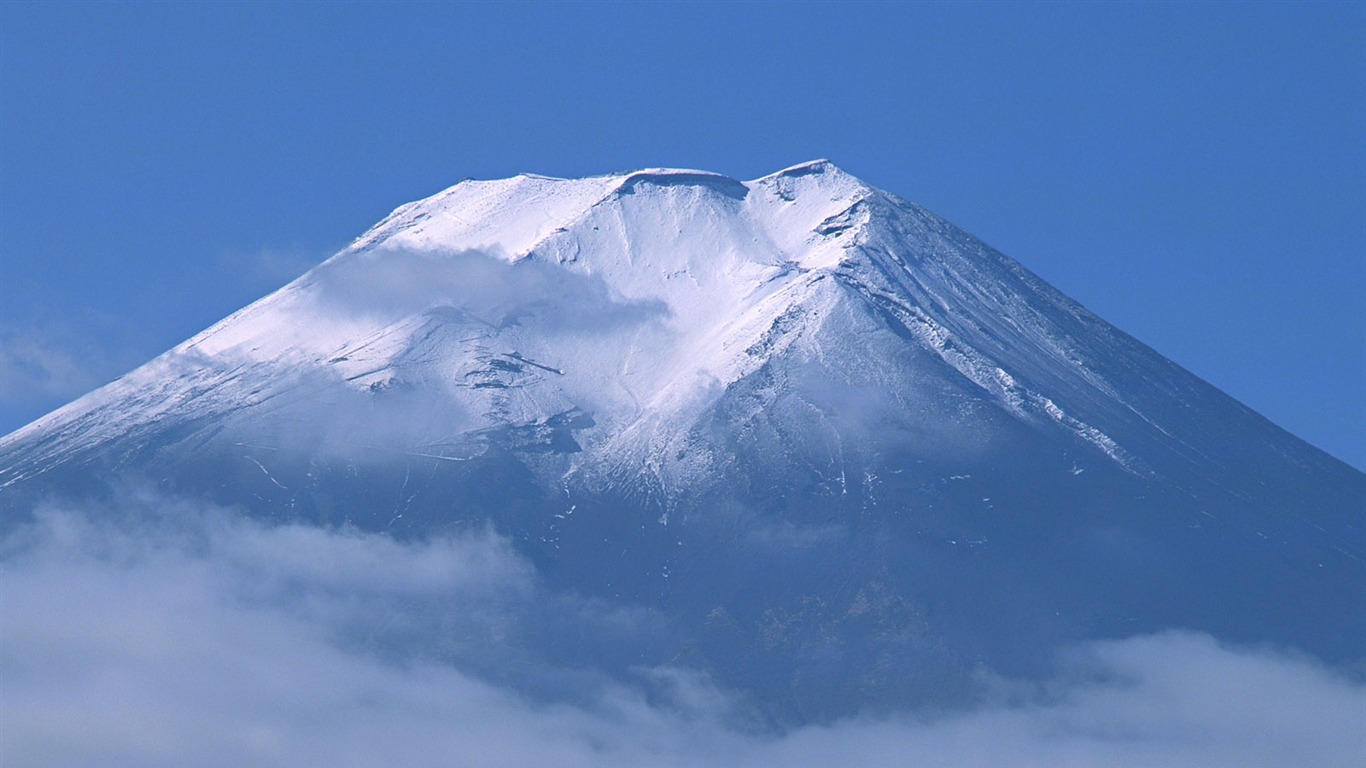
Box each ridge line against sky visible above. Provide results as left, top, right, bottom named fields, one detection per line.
left=0, top=2, right=1362, bottom=468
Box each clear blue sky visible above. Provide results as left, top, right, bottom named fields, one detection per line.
left=1, top=2, right=1362, bottom=469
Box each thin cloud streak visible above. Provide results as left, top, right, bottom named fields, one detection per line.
left=0, top=311, right=155, bottom=435
left=2, top=500, right=1362, bottom=768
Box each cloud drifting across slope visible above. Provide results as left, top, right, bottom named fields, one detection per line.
left=305, top=246, right=670, bottom=335
left=3, top=497, right=1363, bottom=768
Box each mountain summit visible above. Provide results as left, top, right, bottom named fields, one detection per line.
left=3, top=162, right=1362, bottom=722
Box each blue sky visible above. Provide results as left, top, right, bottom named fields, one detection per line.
left=1, top=1, right=1362, bottom=469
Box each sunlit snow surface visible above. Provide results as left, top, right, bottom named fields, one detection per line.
left=1, top=163, right=1362, bottom=747
left=3, top=162, right=1143, bottom=475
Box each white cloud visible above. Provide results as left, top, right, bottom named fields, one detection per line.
left=0, top=328, right=105, bottom=405
left=216, top=247, right=323, bottom=293
left=2, top=499, right=1363, bottom=768
left=0, top=313, right=150, bottom=433
left=306, top=245, right=670, bottom=334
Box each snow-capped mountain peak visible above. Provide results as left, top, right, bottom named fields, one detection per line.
left=3, top=161, right=1354, bottom=497
left=2, top=162, right=1361, bottom=722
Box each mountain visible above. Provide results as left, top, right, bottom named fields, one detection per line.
left=2, top=160, right=1362, bottom=723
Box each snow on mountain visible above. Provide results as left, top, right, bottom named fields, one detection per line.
left=2, top=161, right=1362, bottom=722
left=0, top=162, right=1232, bottom=479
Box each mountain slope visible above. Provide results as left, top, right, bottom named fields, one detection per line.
left=2, top=161, right=1361, bottom=722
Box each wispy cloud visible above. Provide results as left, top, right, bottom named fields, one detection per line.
left=216, top=246, right=324, bottom=293
left=306, top=245, right=670, bottom=333
left=3, top=497, right=1362, bottom=768
left=0, top=328, right=103, bottom=402
left=0, top=313, right=148, bottom=432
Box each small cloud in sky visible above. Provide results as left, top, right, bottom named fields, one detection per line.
left=2, top=496, right=1363, bottom=768
left=0, top=328, right=102, bottom=401
left=216, top=246, right=325, bottom=294
left=0, top=245, right=321, bottom=436
left=0, top=314, right=147, bottom=432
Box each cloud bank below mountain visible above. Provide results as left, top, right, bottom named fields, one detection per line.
left=4, top=496, right=1361, bottom=768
